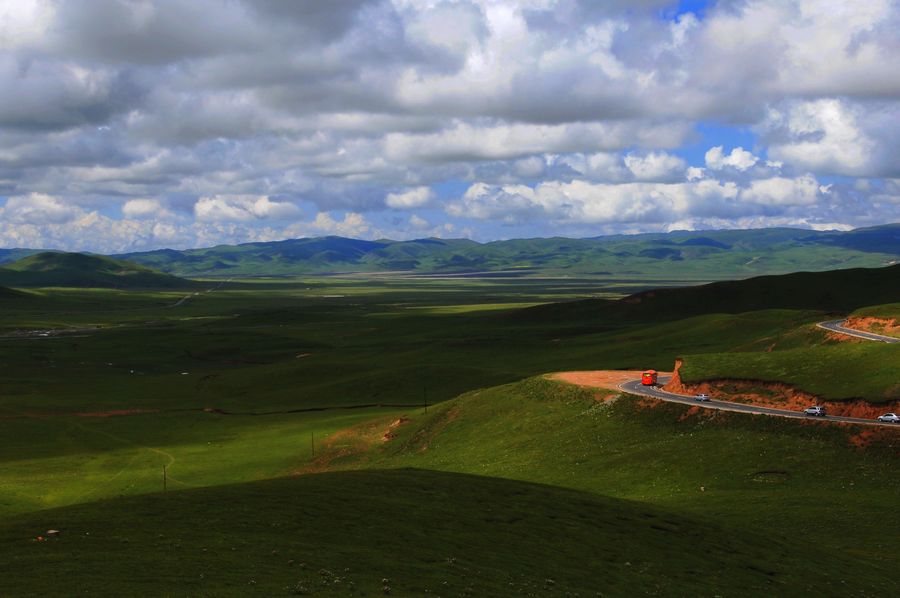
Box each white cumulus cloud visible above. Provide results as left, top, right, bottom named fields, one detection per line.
left=624, top=151, right=686, bottom=181
left=1, top=193, right=83, bottom=224
left=194, top=195, right=300, bottom=222
left=765, top=99, right=875, bottom=176
left=385, top=186, right=435, bottom=209
left=739, top=175, right=823, bottom=206
left=122, top=198, right=175, bottom=220
left=704, top=146, right=759, bottom=171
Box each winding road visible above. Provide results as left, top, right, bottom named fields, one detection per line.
left=816, top=319, right=900, bottom=343
left=619, top=377, right=898, bottom=427
left=618, top=318, right=899, bottom=428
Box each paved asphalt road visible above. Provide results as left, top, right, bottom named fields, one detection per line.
left=816, top=319, right=900, bottom=343
left=619, top=376, right=900, bottom=428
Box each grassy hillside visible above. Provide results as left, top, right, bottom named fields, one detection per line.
left=616, top=263, right=900, bottom=317
left=0, top=252, right=191, bottom=289
left=2, top=468, right=878, bottom=597
left=355, top=378, right=899, bottom=517
left=320, top=379, right=899, bottom=589
left=0, top=248, right=39, bottom=264
left=0, top=285, right=25, bottom=299
left=852, top=302, right=900, bottom=319
left=0, top=267, right=897, bottom=594
left=520, top=262, right=900, bottom=324
left=849, top=302, right=900, bottom=338
left=109, top=225, right=900, bottom=277
left=2, top=379, right=898, bottom=596
left=677, top=343, right=900, bottom=402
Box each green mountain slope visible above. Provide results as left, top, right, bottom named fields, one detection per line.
left=0, top=248, right=40, bottom=264
left=0, top=468, right=888, bottom=597
left=520, top=262, right=900, bottom=324
left=331, top=378, right=896, bottom=591
left=679, top=342, right=900, bottom=402
left=103, top=225, right=900, bottom=277
left=0, top=286, right=25, bottom=299
left=0, top=252, right=191, bottom=288
left=618, top=262, right=900, bottom=315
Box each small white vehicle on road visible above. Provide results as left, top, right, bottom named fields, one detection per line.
left=803, top=406, right=827, bottom=417
left=876, top=413, right=900, bottom=423
left=695, top=393, right=710, bottom=402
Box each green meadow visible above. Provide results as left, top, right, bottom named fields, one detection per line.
left=0, top=270, right=898, bottom=595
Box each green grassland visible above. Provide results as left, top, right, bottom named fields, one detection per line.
left=1, top=380, right=897, bottom=596
left=0, top=278, right=833, bottom=519
left=0, top=266, right=898, bottom=595
left=6, top=469, right=883, bottom=597
left=0, top=408, right=404, bottom=516
left=347, top=379, right=900, bottom=571
left=853, top=302, right=900, bottom=320
left=678, top=343, right=900, bottom=402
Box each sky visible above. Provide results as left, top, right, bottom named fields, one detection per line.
left=1, top=0, right=899, bottom=252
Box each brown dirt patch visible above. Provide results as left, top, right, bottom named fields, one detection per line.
left=295, top=415, right=402, bottom=475
left=549, top=370, right=671, bottom=392
left=824, top=331, right=864, bottom=343
left=677, top=405, right=725, bottom=423
left=381, top=417, right=410, bottom=442
left=845, top=317, right=900, bottom=338
left=635, top=396, right=663, bottom=411
left=848, top=427, right=899, bottom=450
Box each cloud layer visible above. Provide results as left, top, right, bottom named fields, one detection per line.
left=1, top=0, right=898, bottom=251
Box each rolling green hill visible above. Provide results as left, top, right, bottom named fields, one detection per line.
left=2, top=382, right=897, bottom=596
left=616, top=262, right=900, bottom=316
left=852, top=302, right=900, bottom=319
left=0, top=252, right=192, bottom=289
left=0, top=263, right=897, bottom=595
left=849, top=302, right=900, bottom=338
left=519, top=262, right=900, bottom=324
left=678, top=343, right=900, bottom=402
left=97, top=224, right=900, bottom=278
left=1, top=468, right=875, bottom=597
left=0, top=285, right=25, bottom=299
left=0, top=248, right=40, bottom=264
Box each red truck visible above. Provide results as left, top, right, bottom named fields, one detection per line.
left=641, top=370, right=658, bottom=386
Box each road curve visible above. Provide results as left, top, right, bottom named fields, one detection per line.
left=816, top=319, right=900, bottom=343
left=619, top=376, right=900, bottom=428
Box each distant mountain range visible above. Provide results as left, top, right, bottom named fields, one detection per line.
left=0, top=252, right=189, bottom=289
left=0, top=224, right=898, bottom=280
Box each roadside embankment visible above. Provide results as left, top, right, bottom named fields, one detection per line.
left=665, top=358, right=900, bottom=419
left=844, top=316, right=900, bottom=338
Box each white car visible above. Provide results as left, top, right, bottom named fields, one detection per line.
left=876, top=413, right=900, bottom=423
left=695, top=393, right=710, bottom=402
left=803, top=406, right=827, bottom=417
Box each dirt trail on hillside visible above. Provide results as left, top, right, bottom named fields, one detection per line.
left=293, top=415, right=406, bottom=475
left=664, top=359, right=900, bottom=419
